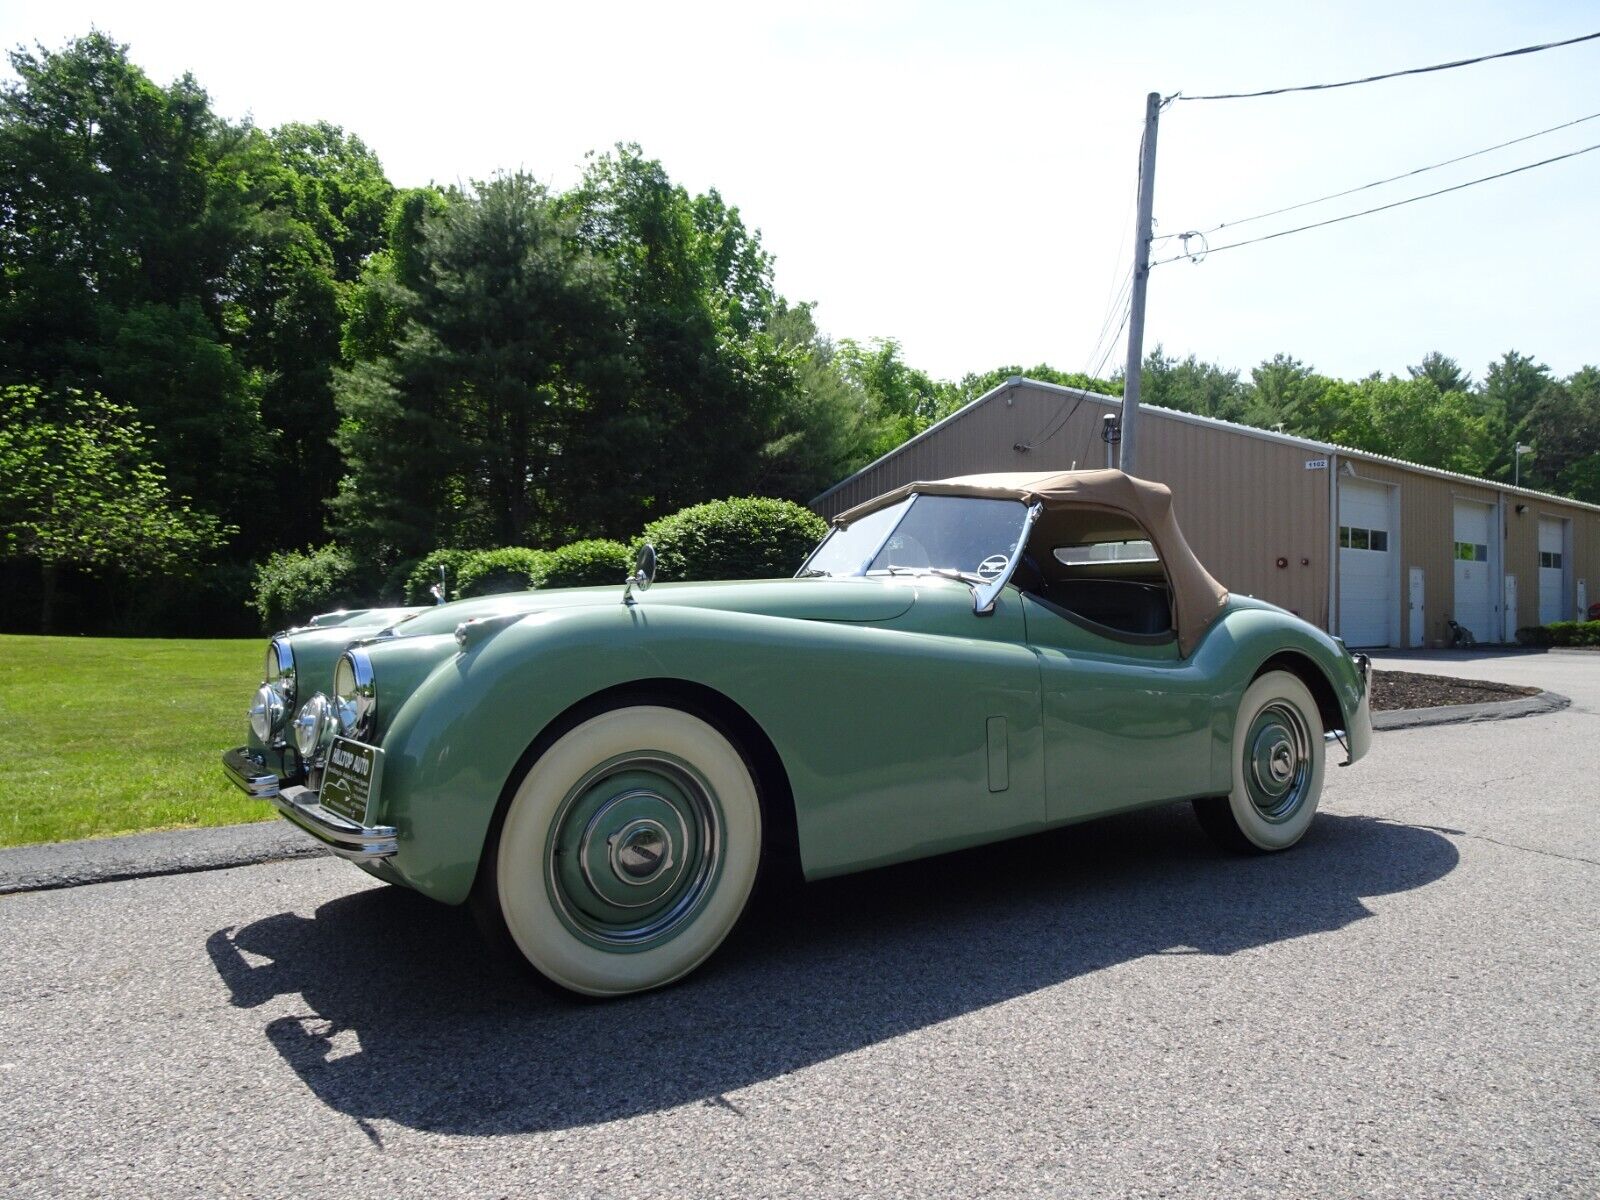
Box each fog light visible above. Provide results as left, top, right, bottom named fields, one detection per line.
left=249, top=683, right=284, bottom=742
left=292, top=693, right=334, bottom=761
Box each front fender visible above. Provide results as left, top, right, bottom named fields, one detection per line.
left=1189, top=606, right=1370, bottom=787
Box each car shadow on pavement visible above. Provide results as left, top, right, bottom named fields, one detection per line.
left=206, top=805, right=1457, bottom=1137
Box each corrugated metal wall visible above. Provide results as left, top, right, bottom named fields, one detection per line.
left=812, top=378, right=1600, bottom=643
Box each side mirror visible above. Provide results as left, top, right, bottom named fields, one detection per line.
left=623, top=543, right=657, bottom=606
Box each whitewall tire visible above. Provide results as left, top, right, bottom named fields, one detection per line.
left=488, top=704, right=762, bottom=997
left=1194, top=670, right=1326, bottom=853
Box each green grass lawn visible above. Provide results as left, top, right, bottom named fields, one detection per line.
left=0, top=635, right=272, bottom=847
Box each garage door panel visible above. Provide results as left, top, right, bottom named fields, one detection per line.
left=1339, top=480, right=1393, bottom=647
left=1453, top=500, right=1495, bottom=642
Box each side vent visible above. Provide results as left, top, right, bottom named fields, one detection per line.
left=986, top=717, right=1009, bottom=793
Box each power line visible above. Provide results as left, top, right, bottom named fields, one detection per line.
left=1176, top=29, right=1600, bottom=101
left=1151, top=139, right=1600, bottom=266
left=1192, top=108, right=1600, bottom=236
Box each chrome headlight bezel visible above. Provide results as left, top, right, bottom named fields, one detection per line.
left=265, top=637, right=296, bottom=712
left=333, top=649, right=376, bottom=740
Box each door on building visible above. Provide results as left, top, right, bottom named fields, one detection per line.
left=1581, top=579, right=1589, bottom=621
left=1504, top=574, right=1519, bottom=643
left=1538, top=515, right=1569, bottom=624
left=1338, top=479, right=1396, bottom=647
left=1408, top=567, right=1425, bottom=647
left=1452, top=500, right=1496, bottom=642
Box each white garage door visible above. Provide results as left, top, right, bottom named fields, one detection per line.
left=1539, top=516, right=1567, bottom=624
left=1338, top=480, right=1394, bottom=647
left=1452, top=500, right=1495, bottom=642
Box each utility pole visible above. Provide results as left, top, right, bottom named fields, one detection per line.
left=1119, top=91, right=1161, bottom=476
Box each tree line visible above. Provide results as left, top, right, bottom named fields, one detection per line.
left=1, top=32, right=1595, bottom=635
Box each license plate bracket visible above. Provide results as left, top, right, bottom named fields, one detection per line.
left=320, top=737, right=383, bottom=825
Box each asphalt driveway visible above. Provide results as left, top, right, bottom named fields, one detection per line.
left=1, top=650, right=1595, bottom=1198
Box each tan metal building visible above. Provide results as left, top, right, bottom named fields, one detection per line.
left=812, top=377, right=1600, bottom=648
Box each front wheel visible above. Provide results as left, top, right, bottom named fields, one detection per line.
left=480, top=704, right=763, bottom=997
left=1193, top=670, right=1326, bottom=853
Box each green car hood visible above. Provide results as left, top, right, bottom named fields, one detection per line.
left=381, top=577, right=917, bottom=639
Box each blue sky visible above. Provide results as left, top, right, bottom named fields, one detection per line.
left=2, top=0, right=1596, bottom=383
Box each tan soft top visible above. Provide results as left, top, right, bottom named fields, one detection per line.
left=834, top=469, right=1229, bottom=656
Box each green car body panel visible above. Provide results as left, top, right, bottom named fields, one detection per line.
left=246, top=574, right=1369, bottom=907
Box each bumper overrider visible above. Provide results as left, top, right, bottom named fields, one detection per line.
left=222, top=746, right=397, bottom=863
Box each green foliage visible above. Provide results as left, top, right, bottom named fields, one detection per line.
left=1515, top=621, right=1600, bottom=648
left=540, top=540, right=632, bottom=588
left=0, top=386, right=233, bottom=629
left=399, top=548, right=476, bottom=605
left=1407, top=352, right=1472, bottom=394
left=640, top=498, right=827, bottom=582
left=333, top=172, right=621, bottom=561
left=1141, top=346, right=1246, bottom=421
left=251, top=544, right=368, bottom=630
left=1323, top=376, right=1494, bottom=474
left=455, top=547, right=552, bottom=598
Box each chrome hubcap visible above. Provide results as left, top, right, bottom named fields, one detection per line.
left=1244, top=701, right=1312, bottom=823
left=546, top=754, right=721, bottom=948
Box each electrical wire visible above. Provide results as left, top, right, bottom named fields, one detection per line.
left=1176, top=29, right=1600, bottom=101
left=1151, top=139, right=1600, bottom=266
left=1192, top=108, right=1600, bottom=236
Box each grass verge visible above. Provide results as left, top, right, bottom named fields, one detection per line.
left=0, top=635, right=269, bottom=847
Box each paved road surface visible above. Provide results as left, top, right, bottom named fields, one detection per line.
left=2, top=650, right=1595, bottom=1198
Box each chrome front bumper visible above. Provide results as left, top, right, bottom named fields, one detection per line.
left=222, top=747, right=397, bottom=862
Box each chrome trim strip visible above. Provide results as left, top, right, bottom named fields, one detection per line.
left=974, top=500, right=1044, bottom=615
left=222, top=746, right=281, bottom=798
left=269, top=783, right=398, bottom=863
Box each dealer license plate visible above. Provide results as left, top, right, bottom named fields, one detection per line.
left=320, top=737, right=383, bottom=825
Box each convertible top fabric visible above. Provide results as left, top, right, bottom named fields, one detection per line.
left=834, top=469, right=1229, bottom=656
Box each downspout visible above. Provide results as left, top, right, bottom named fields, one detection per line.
left=1327, top=451, right=1339, bottom=636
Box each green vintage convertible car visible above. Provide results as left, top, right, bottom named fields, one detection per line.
left=224, top=470, right=1371, bottom=996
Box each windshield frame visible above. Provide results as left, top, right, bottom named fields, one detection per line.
left=798, top=493, right=1043, bottom=614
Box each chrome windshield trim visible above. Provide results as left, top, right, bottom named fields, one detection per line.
left=974, top=501, right=1044, bottom=615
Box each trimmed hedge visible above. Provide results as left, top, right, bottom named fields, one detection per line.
left=401, top=548, right=475, bottom=605
left=456, top=547, right=551, bottom=598
left=639, top=497, right=827, bottom=582
left=1516, top=620, right=1600, bottom=647
left=253, top=544, right=369, bottom=631
left=539, top=539, right=631, bottom=588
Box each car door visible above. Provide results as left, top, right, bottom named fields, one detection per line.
left=1020, top=591, right=1217, bottom=824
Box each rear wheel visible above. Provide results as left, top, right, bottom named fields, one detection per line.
left=478, top=704, right=762, bottom=997
left=1193, top=670, right=1326, bottom=853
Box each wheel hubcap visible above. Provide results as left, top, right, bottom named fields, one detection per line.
left=546, top=754, right=722, bottom=948
left=1244, top=701, right=1312, bottom=823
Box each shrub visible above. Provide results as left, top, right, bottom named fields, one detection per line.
left=1516, top=621, right=1600, bottom=647
left=456, top=547, right=550, bottom=598
left=639, top=497, right=828, bottom=582
left=253, top=544, right=369, bottom=631
left=400, top=548, right=476, bottom=605
left=539, top=539, right=632, bottom=588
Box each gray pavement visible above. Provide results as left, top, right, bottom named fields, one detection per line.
left=0, top=819, right=324, bottom=895
left=1, top=649, right=1596, bottom=1198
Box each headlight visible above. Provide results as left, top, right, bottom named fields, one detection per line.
left=264, top=638, right=296, bottom=712
left=249, top=638, right=297, bottom=745
left=333, top=650, right=376, bottom=739
left=292, top=693, right=334, bottom=760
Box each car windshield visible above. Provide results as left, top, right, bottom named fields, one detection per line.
left=800, top=495, right=1028, bottom=580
